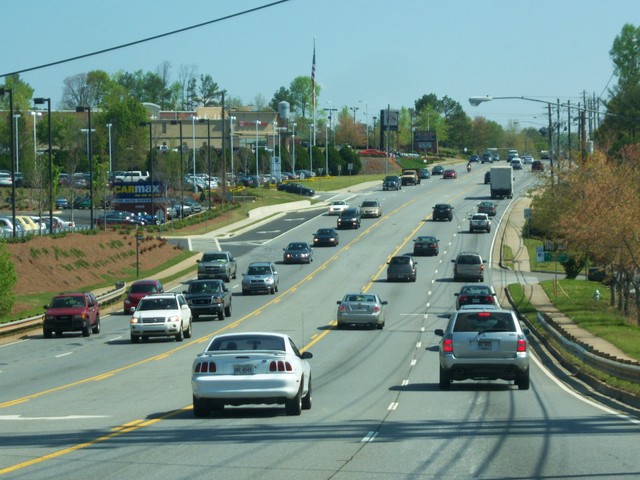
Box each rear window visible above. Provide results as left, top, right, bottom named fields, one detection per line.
left=207, top=335, right=286, bottom=352
left=361, top=201, right=377, bottom=207
left=453, top=312, right=515, bottom=333
left=457, top=255, right=481, bottom=264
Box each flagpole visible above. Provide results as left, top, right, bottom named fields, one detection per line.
left=312, top=38, right=316, bottom=147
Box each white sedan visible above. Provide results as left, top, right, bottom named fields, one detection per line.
left=191, top=332, right=313, bottom=417
left=327, top=200, right=349, bottom=215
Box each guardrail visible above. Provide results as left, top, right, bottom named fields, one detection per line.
left=535, top=312, right=640, bottom=384
left=0, top=282, right=127, bottom=337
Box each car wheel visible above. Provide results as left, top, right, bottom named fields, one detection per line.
left=270, top=287, right=275, bottom=295
left=517, top=371, right=530, bottom=390
left=175, top=324, right=184, bottom=342
left=217, top=310, right=225, bottom=321
left=131, top=334, right=140, bottom=344
left=224, top=275, right=231, bottom=283
left=43, top=328, right=52, bottom=338
left=301, top=380, right=312, bottom=411
left=92, top=317, right=101, bottom=334
left=224, top=303, right=232, bottom=317
left=439, top=367, right=451, bottom=390
left=377, top=321, right=384, bottom=330
left=242, top=289, right=249, bottom=295
left=487, top=227, right=491, bottom=233
left=184, top=320, right=192, bottom=339
left=193, top=396, right=209, bottom=418
left=82, top=320, right=91, bottom=337
left=285, top=384, right=303, bottom=416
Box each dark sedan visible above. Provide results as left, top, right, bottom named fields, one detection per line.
left=431, top=165, right=445, bottom=175
left=96, top=211, right=142, bottom=228
left=413, top=235, right=439, bottom=256
left=313, top=228, right=340, bottom=247
left=183, top=279, right=232, bottom=320
left=277, top=182, right=315, bottom=196
left=283, top=242, right=314, bottom=264
left=337, top=208, right=361, bottom=229
left=477, top=201, right=497, bottom=217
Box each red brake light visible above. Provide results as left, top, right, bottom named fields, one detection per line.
left=373, top=305, right=380, bottom=313
left=269, top=361, right=293, bottom=372
left=339, top=305, right=346, bottom=312
left=443, top=338, right=454, bottom=353
left=195, top=361, right=216, bottom=373
left=477, top=312, right=491, bottom=317
left=517, top=339, right=527, bottom=352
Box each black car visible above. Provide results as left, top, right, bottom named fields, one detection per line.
left=313, top=227, right=340, bottom=247
left=432, top=203, right=454, bottom=221
left=183, top=279, right=232, bottom=321
left=484, top=171, right=491, bottom=184
left=283, top=242, right=314, bottom=264
left=337, top=208, right=361, bottom=229
left=387, top=255, right=417, bottom=282
left=382, top=175, right=401, bottom=191
left=477, top=201, right=497, bottom=217
left=277, top=182, right=315, bottom=196
left=418, top=168, right=431, bottom=179
left=431, top=165, right=445, bottom=175
left=469, top=154, right=480, bottom=163
left=481, top=153, right=493, bottom=164
left=413, top=235, right=439, bottom=256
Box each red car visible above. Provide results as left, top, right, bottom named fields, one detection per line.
left=43, top=292, right=100, bottom=338
left=358, top=149, right=387, bottom=157
left=443, top=169, right=457, bottom=179
left=124, top=279, right=164, bottom=314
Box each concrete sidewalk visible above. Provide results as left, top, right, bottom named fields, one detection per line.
left=497, top=196, right=636, bottom=363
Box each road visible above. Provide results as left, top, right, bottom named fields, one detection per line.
left=1, top=162, right=639, bottom=479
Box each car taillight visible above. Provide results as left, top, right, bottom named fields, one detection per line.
left=373, top=305, right=380, bottom=313
left=485, top=296, right=494, bottom=303
left=339, top=305, right=346, bottom=312
left=459, top=295, right=469, bottom=303
left=480, top=264, right=484, bottom=272
left=269, top=360, right=293, bottom=372
left=443, top=338, right=454, bottom=353
left=195, top=361, right=216, bottom=373
left=517, top=339, right=527, bottom=352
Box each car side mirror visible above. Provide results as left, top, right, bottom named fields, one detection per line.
left=301, top=351, right=313, bottom=359
left=381, top=301, right=388, bottom=305
left=434, top=328, right=444, bottom=337
left=182, top=290, right=187, bottom=294
left=451, top=259, right=456, bottom=263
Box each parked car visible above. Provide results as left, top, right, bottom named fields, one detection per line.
left=0, top=172, right=13, bottom=187
left=96, top=211, right=141, bottom=228
left=359, top=199, right=382, bottom=218
left=197, top=251, right=237, bottom=282
left=0, top=216, right=23, bottom=235
left=123, top=279, right=164, bottom=314
left=477, top=201, right=497, bottom=217
left=283, top=242, right=314, bottom=264
left=413, top=235, right=439, bottom=256
left=382, top=175, right=401, bottom=191
left=55, top=197, right=70, bottom=209
left=312, top=227, right=340, bottom=247
left=387, top=255, right=417, bottom=282
left=434, top=309, right=530, bottom=390
left=454, top=284, right=499, bottom=310
left=431, top=165, right=445, bottom=175
left=432, top=203, right=454, bottom=222
left=191, top=332, right=313, bottom=416
left=327, top=200, right=349, bottom=215
left=443, top=169, right=458, bottom=179
left=452, top=252, right=486, bottom=282
left=129, top=292, right=192, bottom=343
left=277, top=182, right=315, bottom=196
left=337, top=208, right=361, bottom=229
left=336, top=292, right=388, bottom=329
left=73, top=195, right=92, bottom=209
left=183, top=279, right=232, bottom=320
left=43, top=292, right=100, bottom=338
left=241, top=262, right=279, bottom=295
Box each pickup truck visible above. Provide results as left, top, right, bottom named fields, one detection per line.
left=469, top=213, right=491, bottom=233
left=197, top=251, right=238, bottom=282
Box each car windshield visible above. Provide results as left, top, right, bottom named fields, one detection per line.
left=51, top=296, right=84, bottom=308
left=317, top=229, right=334, bottom=235
left=341, top=209, right=357, bottom=216
left=457, top=255, right=481, bottom=265
left=202, top=253, right=227, bottom=262
left=453, top=312, right=515, bottom=333
left=130, top=283, right=158, bottom=294
left=138, top=298, right=177, bottom=311
left=247, top=265, right=271, bottom=275
left=288, top=243, right=307, bottom=250
left=189, top=282, right=222, bottom=293
left=207, top=335, right=286, bottom=352
left=345, top=294, right=376, bottom=303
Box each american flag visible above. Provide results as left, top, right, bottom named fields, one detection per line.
left=311, top=43, right=316, bottom=109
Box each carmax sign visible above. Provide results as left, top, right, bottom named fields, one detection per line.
left=111, top=181, right=166, bottom=214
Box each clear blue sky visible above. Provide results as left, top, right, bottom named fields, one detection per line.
left=3, top=0, right=636, bottom=128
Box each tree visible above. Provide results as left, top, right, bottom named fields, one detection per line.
left=197, top=74, right=222, bottom=106
left=335, top=107, right=365, bottom=148
left=289, top=76, right=313, bottom=117
left=269, top=86, right=294, bottom=112
left=177, top=64, right=197, bottom=110
left=610, top=23, right=640, bottom=88
left=253, top=93, right=268, bottom=111
left=0, top=243, right=17, bottom=316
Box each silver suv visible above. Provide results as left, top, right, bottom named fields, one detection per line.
left=434, top=309, right=530, bottom=390
left=452, top=252, right=485, bottom=282
left=241, top=262, right=279, bottom=295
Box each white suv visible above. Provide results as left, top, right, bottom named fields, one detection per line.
left=130, top=293, right=192, bottom=343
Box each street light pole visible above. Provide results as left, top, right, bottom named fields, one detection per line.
left=76, top=106, right=94, bottom=228
left=255, top=120, right=260, bottom=179
left=13, top=114, right=20, bottom=174
left=292, top=122, right=297, bottom=174
left=138, top=122, right=154, bottom=219
left=106, top=123, right=113, bottom=174
left=170, top=120, right=184, bottom=218
left=30, top=111, right=41, bottom=165
left=325, top=121, right=329, bottom=176
left=34, top=97, right=53, bottom=234
left=191, top=115, right=197, bottom=192
left=229, top=116, right=236, bottom=181
left=309, top=124, right=313, bottom=174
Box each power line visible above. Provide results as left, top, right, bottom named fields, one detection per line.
left=1, top=0, right=290, bottom=78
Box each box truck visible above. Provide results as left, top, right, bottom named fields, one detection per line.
left=490, top=165, right=513, bottom=199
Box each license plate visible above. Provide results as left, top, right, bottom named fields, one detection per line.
left=477, top=340, right=492, bottom=350
left=233, top=365, right=254, bottom=375
left=472, top=298, right=480, bottom=303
